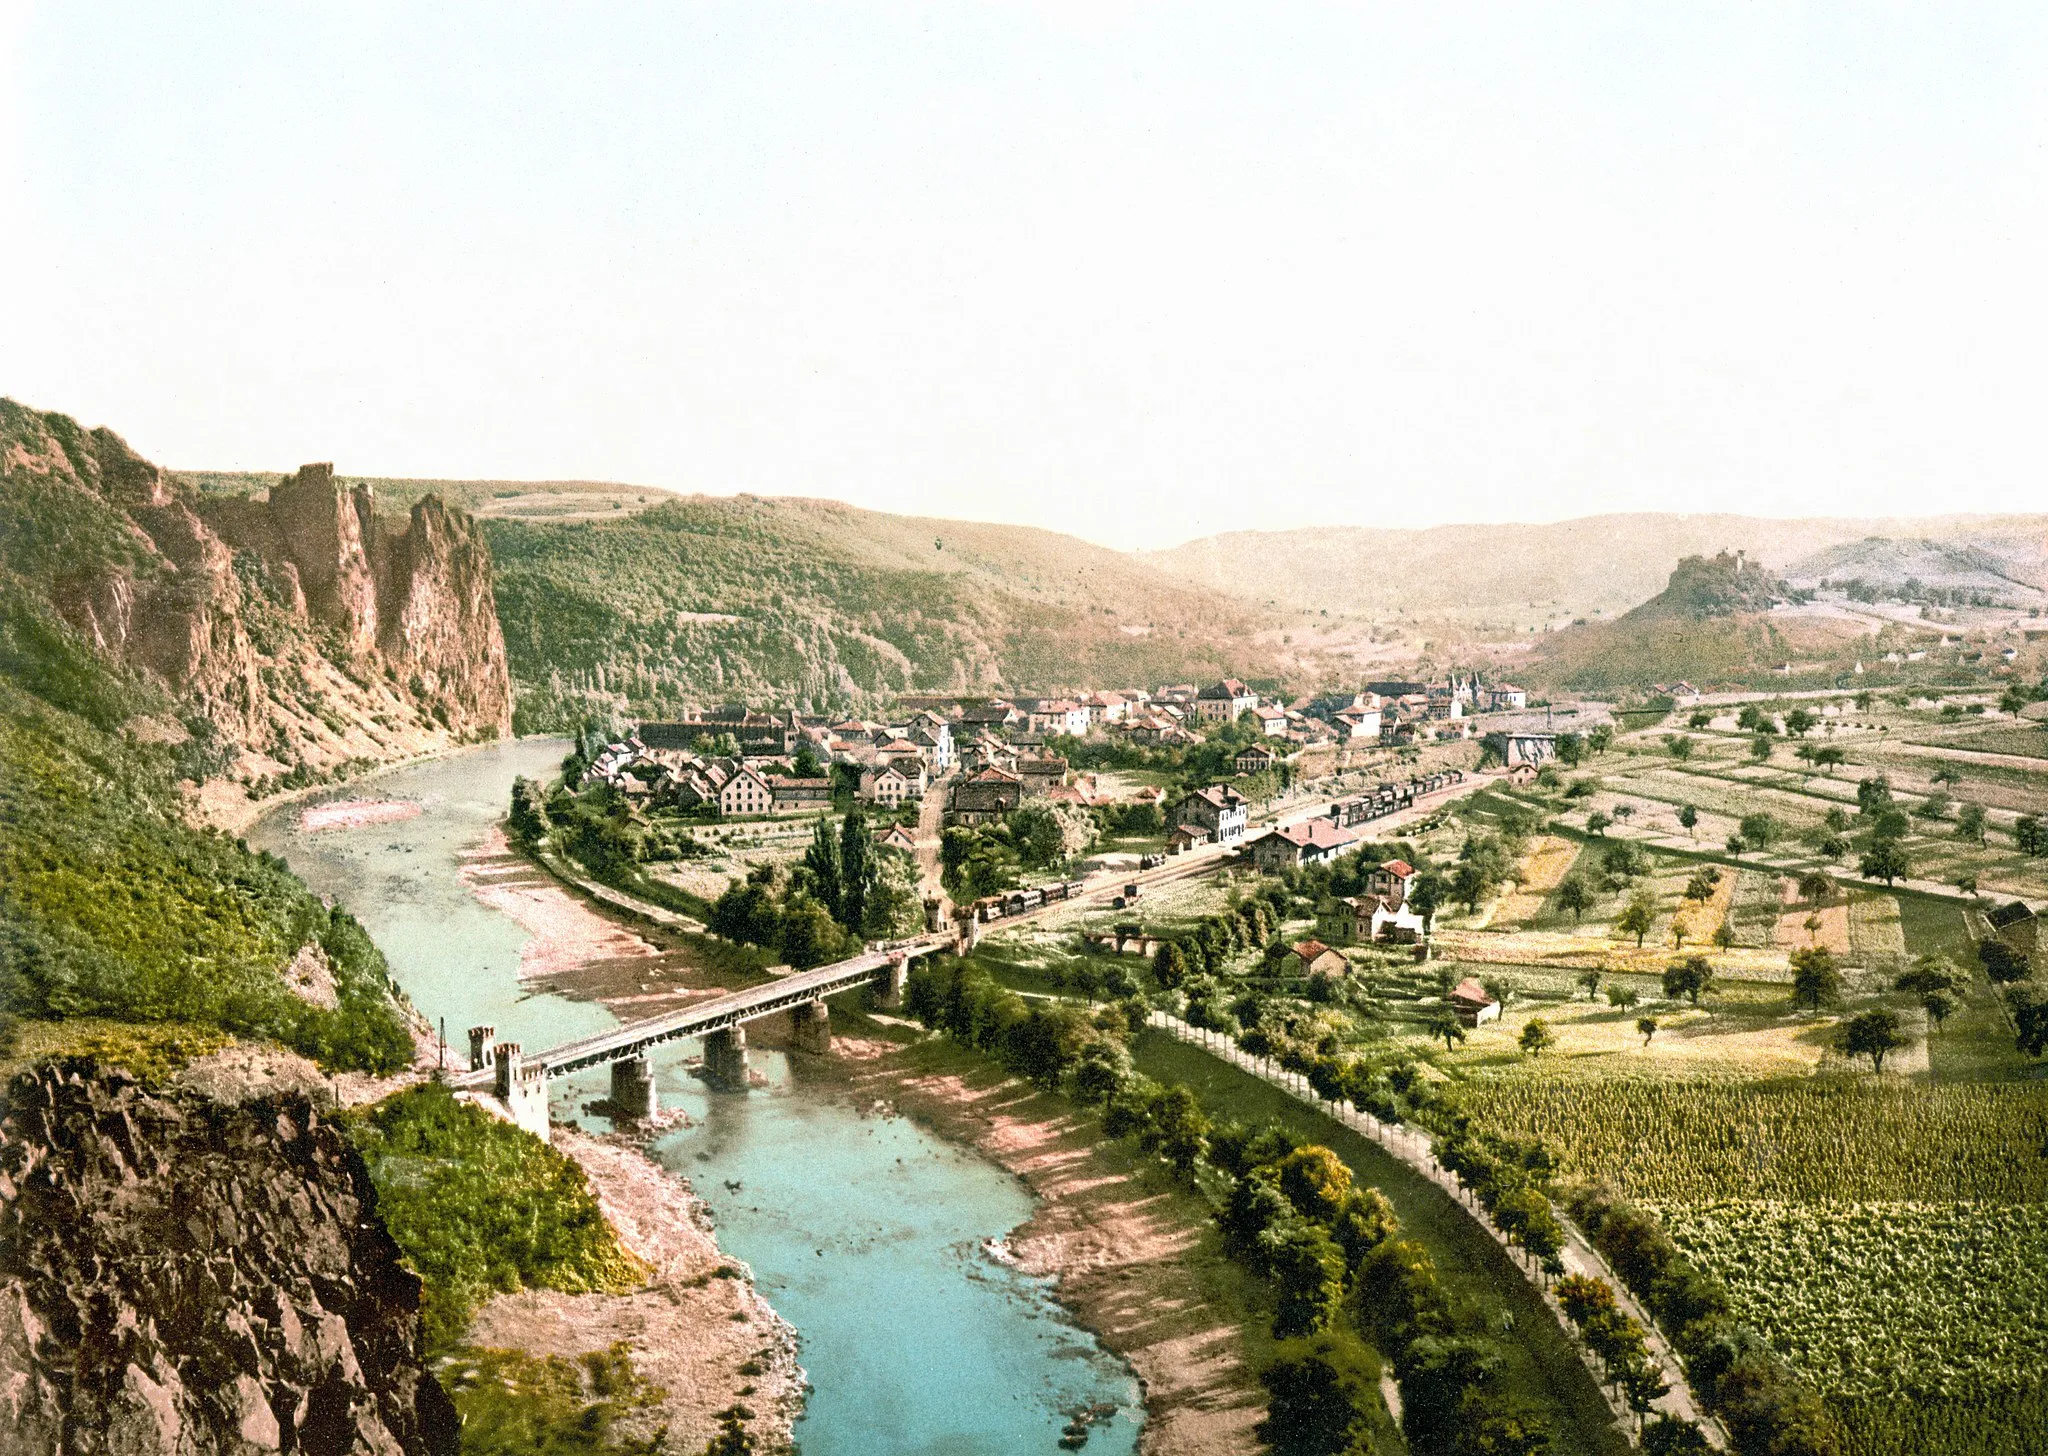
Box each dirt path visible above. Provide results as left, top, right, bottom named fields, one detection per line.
left=916, top=771, right=953, bottom=901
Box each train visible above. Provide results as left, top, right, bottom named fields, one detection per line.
left=1326, top=769, right=1465, bottom=829
left=972, top=879, right=1089, bottom=923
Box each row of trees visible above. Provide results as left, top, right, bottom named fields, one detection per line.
left=939, top=801, right=1100, bottom=900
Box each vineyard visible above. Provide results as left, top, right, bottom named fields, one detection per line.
left=1453, top=1077, right=2048, bottom=1203
left=1649, top=1200, right=2048, bottom=1400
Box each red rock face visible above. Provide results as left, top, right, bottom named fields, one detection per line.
left=2, top=399, right=513, bottom=780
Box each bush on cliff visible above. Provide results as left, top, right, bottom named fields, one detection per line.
left=349, top=1084, right=646, bottom=1349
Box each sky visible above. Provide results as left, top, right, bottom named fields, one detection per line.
left=4, top=4, right=2048, bottom=550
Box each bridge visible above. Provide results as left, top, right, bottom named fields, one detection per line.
left=445, top=937, right=948, bottom=1137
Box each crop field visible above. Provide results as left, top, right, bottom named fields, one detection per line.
left=1648, top=1200, right=2048, bottom=1402
left=1450, top=1077, right=2048, bottom=1203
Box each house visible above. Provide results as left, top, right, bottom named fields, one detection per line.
left=1484, top=731, right=1557, bottom=770
left=1250, top=704, right=1289, bottom=737
left=1331, top=707, right=1383, bottom=741
left=1173, top=785, right=1250, bottom=846
left=1081, top=691, right=1129, bottom=725
left=1988, top=901, right=2039, bottom=955
left=960, top=700, right=1022, bottom=731
left=1280, top=939, right=1349, bottom=978
left=770, top=777, right=835, bottom=814
left=875, top=823, right=919, bottom=854
left=1235, top=742, right=1280, bottom=776
left=716, top=765, right=776, bottom=817
left=1364, top=859, right=1416, bottom=907
left=1023, top=699, right=1090, bottom=737
left=1013, top=754, right=1070, bottom=797
left=1448, top=977, right=1501, bottom=1027
left=1367, top=897, right=1427, bottom=944
left=1193, top=679, right=1259, bottom=722
left=908, top=721, right=955, bottom=771
left=859, top=761, right=928, bottom=807
left=946, top=768, right=1024, bottom=825
left=1485, top=684, right=1530, bottom=712
left=1250, top=820, right=1358, bottom=873
left=1316, top=897, right=1368, bottom=946
left=1167, top=824, right=1210, bottom=854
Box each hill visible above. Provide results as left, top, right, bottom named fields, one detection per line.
left=1784, top=533, right=2048, bottom=606
left=1148, top=513, right=2048, bottom=625
left=482, top=493, right=1287, bottom=729
left=1523, top=552, right=1865, bottom=691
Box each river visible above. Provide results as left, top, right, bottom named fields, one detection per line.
left=251, top=739, right=1144, bottom=1456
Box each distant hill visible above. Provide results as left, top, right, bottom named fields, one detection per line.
left=1784, top=533, right=2048, bottom=606
left=1148, top=513, right=2048, bottom=624
left=481, top=494, right=1286, bottom=730
left=1524, top=552, right=1858, bottom=691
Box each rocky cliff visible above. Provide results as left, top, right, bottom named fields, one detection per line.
left=0, top=399, right=511, bottom=814
left=0, top=1060, right=458, bottom=1455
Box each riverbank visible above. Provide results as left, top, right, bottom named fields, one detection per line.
left=812, top=1026, right=1271, bottom=1456
left=465, top=1127, right=805, bottom=1454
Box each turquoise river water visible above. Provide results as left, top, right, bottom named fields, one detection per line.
left=251, top=738, right=1143, bottom=1456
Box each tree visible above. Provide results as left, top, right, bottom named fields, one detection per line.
left=1682, top=867, right=1720, bottom=902
left=2012, top=986, right=2048, bottom=1058
left=1664, top=734, right=1694, bottom=761
left=1451, top=860, right=1493, bottom=915
left=1980, top=938, right=2031, bottom=985
left=2018, top=814, right=2047, bottom=856
left=1146, top=1085, right=1211, bottom=1178
left=1260, top=1332, right=1381, bottom=1456
left=1789, top=946, right=1842, bottom=1011
left=1739, top=812, right=1780, bottom=848
left=1678, top=803, right=1699, bottom=838
left=1750, top=734, right=1774, bottom=762
left=1894, top=955, right=1961, bottom=1000
left=1555, top=876, right=1594, bottom=924
left=1616, top=891, right=1656, bottom=948
left=1585, top=810, right=1612, bottom=837
left=1260, top=1220, right=1347, bottom=1337
left=1408, top=872, right=1445, bottom=935
left=1931, top=761, right=1964, bottom=788
left=1555, top=732, right=1585, bottom=766
left=1812, top=746, right=1847, bottom=774
left=1857, top=774, right=1895, bottom=817
left=1606, top=984, right=1640, bottom=1009
left=1785, top=707, right=1817, bottom=737
left=1797, top=869, right=1835, bottom=906
left=1427, top=1008, right=1467, bottom=1053
left=1519, top=1019, right=1556, bottom=1057
left=1151, top=939, right=1189, bottom=991
left=1637, top=1016, right=1658, bottom=1046
left=837, top=809, right=878, bottom=936
left=804, top=817, right=843, bottom=921
left=1922, top=988, right=1959, bottom=1033
left=1859, top=839, right=1910, bottom=886
left=777, top=899, right=848, bottom=970
left=1841, top=1008, right=1906, bottom=1073
left=1956, top=802, right=1987, bottom=845
left=1589, top=724, right=1616, bottom=756
left=1663, top=955, right=1715, bottom=1005
left=1577, top=968, right=1603, bottom=1000
left=1712, top=920, right=1736, bottom=952
left=1276, top=1145, right=1355, bottom=1224
left=1642, top=1417, right=1713, bottom=1456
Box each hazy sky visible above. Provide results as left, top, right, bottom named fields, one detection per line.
left=5, top=4, right=2048, bottom=549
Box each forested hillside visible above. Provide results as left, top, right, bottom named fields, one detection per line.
left=486, top=493, right=1286, bottom=730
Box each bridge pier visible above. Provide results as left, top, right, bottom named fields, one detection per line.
left=789, top=999, right=832, bottom=1055
left=701, top=1027, right=751, bottom=1090
left=608, top=1054, right=658, bottom=1119
left=493, top=1042, right=551, bottom=1142
left=868, top=955, right=909, bottom=1011
left=467, top=1024, right=496, bottom=1072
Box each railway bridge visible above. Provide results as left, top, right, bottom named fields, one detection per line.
left=446, top=937, right=946, bottom=1138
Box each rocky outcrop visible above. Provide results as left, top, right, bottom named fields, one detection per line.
left=0, top=1060, right=458, bottom=1455
left=0, top=399, right=513, bottom=799
left=203, top=465, right=512, bottom=739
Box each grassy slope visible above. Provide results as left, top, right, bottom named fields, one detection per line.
left=485, top=494, right=1285, bottom=728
